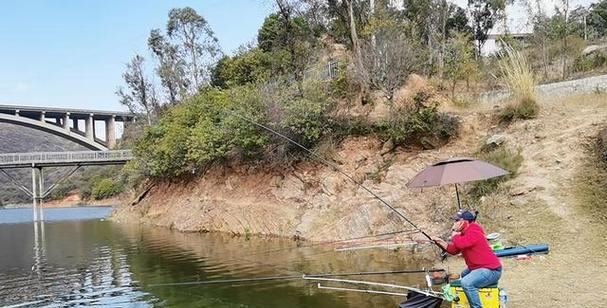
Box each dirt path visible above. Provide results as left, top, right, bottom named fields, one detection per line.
left=443, top=94, right=607, bottom=307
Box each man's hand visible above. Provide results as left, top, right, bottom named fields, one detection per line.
left=431, top=236, right=447, bottom=248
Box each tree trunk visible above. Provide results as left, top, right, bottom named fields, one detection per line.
left=562, top=0, right=569, bottom=80
left=438, top=0, right=448, bottom=79
left=346, top=0, right=367, bottom=90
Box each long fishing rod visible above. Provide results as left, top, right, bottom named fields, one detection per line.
left=246, top=228, right=420, bottom=258
left=226, top=110, right=443, bottom=251
left=147, top=268, right=445, bottom=287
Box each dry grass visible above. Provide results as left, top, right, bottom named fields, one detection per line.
left=498, top=42, right=539, bottom=121
left=498, top=42, right=537, bottom=103
left=574, top=135, right=607, bottom=224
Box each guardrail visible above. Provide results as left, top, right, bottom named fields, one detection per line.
left=0, top=150, right=133, bottom=166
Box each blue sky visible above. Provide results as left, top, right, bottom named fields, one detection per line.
left=0, top=0, right=273, bottom=111
left=0, top=0, right=598, bottom=113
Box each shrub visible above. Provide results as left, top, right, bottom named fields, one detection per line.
left=329, top=61, right=357, bottom=100
left=467, top=147, right=523, bottom=201
left=134, top=86, right=271, bottom=178
left=573, top=51, right=607, bottom=73
left=499, top=97, right=540, bottom=122
left=380, top=90, right=460, bottom=147
left=210, top=48, right=272, bottom=88
left=91, top=178, right=124, bottom=200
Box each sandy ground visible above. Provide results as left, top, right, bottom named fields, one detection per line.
left=440, top=94, right=607, bottom=307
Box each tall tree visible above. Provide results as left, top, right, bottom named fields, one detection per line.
left=148, top=29, right=189, bottom=106
left=589, top=0, right=607, bottom=38
left=167, top=7, right=221, bottom=92
left=116, top=55, right=158, bottom=125
left=467, top=0, right=510, bottom=56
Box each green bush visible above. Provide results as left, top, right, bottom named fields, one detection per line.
left=467, top=147, right=524, bottom=200
left=499, top=97, right=539, bottom=122
left=380, top=92, right=460, bottom=147
left=135, top=86, right=269, bottom=178
left=91, top=178, right=124, bottom=200
left=329, top=61, right=357, bottom=99
left=210, top=48, right=273, bottom=88
left=573, top=51, right=607, bottom=73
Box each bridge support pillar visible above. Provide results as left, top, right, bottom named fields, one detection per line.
left=85, top=114, right=94, bottom=141
left=39, top=111, right=46, bottom=122
left=106, top=116, right=116, bottom=149
left=31, top=167, right=45, bottom=222
left=31, top=167, right=46, bottom=221
left=62, top=113, right=70, bottom=130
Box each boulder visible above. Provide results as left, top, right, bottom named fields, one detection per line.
left=482, top=134, right=507, bottom=152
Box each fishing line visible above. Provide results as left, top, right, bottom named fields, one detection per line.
left=147, top=268, right=445, bottom=287
left=225, top=110, right=443, bottom=251
left=246, top=228, right=420, bottom=258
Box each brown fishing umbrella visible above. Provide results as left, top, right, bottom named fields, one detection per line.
left=406, top=157, right=509, bottom=209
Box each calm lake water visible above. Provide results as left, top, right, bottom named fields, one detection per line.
left=0, top=207, right=437, bottom=307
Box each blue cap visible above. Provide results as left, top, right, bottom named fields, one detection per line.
left=451, top=210, right=476, bottom=222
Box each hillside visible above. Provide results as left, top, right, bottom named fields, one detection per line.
left=112, top=92, right=607, bottom=307
left=441, top=94, right=607, bottom=307
left=0, top=123, right=87, bottom=205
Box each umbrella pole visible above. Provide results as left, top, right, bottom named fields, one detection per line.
left=455, top=184, right=461, bottom=209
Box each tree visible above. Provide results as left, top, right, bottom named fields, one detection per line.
left=467, top=0, right=510, bottom=56
left=362, top=26, right=423, bottom=102
left=116, top=55, right=159, bottom=125
left=148, top=29, right=189, bottom=106
left=345, top=0, right=367, bottom=87
left=589, top=0, right=607, bottom=37
left=526, top=0, right=551, bottom=80
left=167, top=7, right=222, bottom=92
left=445, top=33, right=478, bottom=97
left=446, top=6, right=473, bottom=37
left=270, top=1, right=320, bottom=82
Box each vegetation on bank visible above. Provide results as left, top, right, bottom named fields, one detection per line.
left=466, top=147, right=524, bottom=202
left=113, top=1, right=607, bottom=183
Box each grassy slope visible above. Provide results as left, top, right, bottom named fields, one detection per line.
left=440, top=94, right=607, bottom=307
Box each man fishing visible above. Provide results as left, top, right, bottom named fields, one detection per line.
left=432, top=210, right=502, bottom=308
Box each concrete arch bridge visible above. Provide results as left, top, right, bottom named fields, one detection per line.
left=0, top=104, right=135, bottom=150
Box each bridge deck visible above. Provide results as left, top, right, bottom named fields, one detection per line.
left=0, top=150, right=133, bottom=169
left=0, top=104, right=134, bottom=121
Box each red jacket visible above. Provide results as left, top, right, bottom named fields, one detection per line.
left=446, top=222, right=502, bottom=270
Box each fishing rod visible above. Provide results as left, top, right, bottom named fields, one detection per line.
left=147, top=268, right=445, bottom=287
left=246, top=228, right=420, bottom=258
left=226, top=110, right=444, bottom=251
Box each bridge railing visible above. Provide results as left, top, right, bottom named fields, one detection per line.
left=0, top=150, right=133, bottom=165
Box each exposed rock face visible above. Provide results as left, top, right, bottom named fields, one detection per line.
left=113, top=111, right=488, bottom=242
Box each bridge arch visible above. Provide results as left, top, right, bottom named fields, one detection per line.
left=0, top=113, right=107, bottom=151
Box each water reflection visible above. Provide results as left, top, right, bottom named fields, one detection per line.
left=0, top=210, right=436, bottom=307
left=0, top=220, right=152, bottom=307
